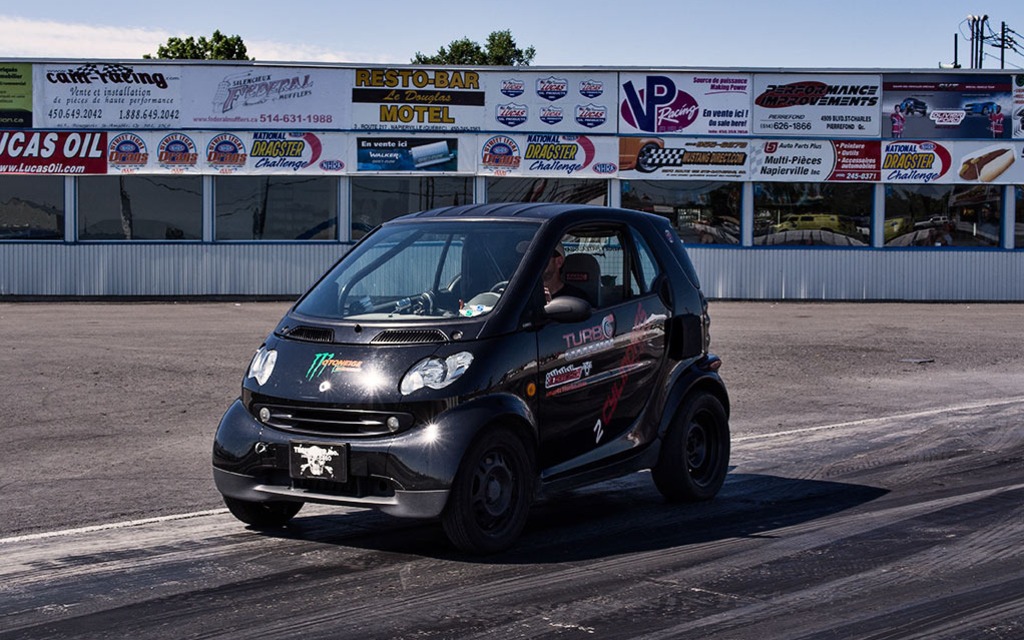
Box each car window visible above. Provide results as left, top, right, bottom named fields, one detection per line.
left=560, top=224, right=651, bottom=308
left=630, top=227, right=661, bottom=295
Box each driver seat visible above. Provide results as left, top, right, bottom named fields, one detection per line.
left=562, top=253, right=601, bottom=307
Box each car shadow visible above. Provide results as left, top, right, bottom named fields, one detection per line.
left=252, top=472, right=888, bottom=563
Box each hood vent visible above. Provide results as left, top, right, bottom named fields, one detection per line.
left=371, top=329, right=449, bottom=345
left=286, top=325, right=335, bottom=343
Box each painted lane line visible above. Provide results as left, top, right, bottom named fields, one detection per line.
left=734, top=396, right=1024, bottom=443
left=0, top=509, right=229, bottom=545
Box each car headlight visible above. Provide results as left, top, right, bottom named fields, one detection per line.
left=247, top=346, right=277, bottom=386
left=400, top=352, right=474, bottom=395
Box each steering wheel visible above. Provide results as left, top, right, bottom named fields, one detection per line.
left=412, top=290, right=434, bottom=315
left=490, top=280, right=509, bottom=294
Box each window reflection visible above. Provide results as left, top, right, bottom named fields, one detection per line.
left=0, top=175, right=64, bottom=239
left=620, top=180, right=740, bottom=245
left=884, top=184, right=1001, bottom=247
left=754, top=182, right=871, bottom=246
left=1015, top=186, right=1023, bottom=249
left=215, top=176, right=337, bottom=240
left=486, top=177, right=607, bottom=205
left=350, top=176, right=473, bottom=240
left=78, top=176, right=201, bottom=240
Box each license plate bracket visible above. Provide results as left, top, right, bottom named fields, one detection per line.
left=288, top=441, right=348, bottom=482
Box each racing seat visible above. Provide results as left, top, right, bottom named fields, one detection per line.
left=562, top=252, right=601, bottom=307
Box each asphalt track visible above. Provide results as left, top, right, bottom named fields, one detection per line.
left=1, top=301, right=1022, bottom=639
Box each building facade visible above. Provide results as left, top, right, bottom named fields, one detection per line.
left=1, top=60, right=1022, bottom=299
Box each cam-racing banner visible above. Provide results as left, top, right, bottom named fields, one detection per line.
left=179, top=66, right=351, bottom=130
left=749, top=139, right=881, bottom=182
left=34, top=62, right=183, bottom=129
left=0, top=63, right=32, bottom=128
left=477, top=133, right=618, bottom=177
left=752, top=74, right=881, bottom=137
left=881, top=74, right=1013, bottom=139
left=351, top=68, right=485, bottom=132
left=103, top=131, right=348, bottom=175
left=618, top=138, right=749, bottom=180
left=0, top=130, right=107, bottom=174
left=618, top=73, right=751, bottom=136
left=484, top=72, right=617, bottom=134
left=356, top=135, right=469, bottom=172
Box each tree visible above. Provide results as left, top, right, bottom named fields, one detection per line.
left=412, top=29, right=536, bottom=66
left=144, top=30, right=252, bottom=60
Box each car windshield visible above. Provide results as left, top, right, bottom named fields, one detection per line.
left=294, top=220, right=541, bottom=321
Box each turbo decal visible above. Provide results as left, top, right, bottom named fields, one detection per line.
left=563, top=314, right=615, bottom=359
left=306, top=352, right=364, bottom=380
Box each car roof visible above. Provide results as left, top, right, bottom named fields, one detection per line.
left=391, top=202, right=632, bottom=223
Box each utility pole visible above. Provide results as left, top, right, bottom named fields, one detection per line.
left=967, top=14, right=989, bottom=68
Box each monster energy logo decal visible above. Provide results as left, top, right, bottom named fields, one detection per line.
left=306, top=352, right=363, bottom=379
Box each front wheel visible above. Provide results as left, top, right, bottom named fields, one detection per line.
left=653, top=393, right=730, bottom=502
left=223, top=496, right=303, bottom=528
left=442, top=427, right=534, bottom=554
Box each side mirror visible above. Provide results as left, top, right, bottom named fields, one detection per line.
left=543, top=296, right=592, bottom=323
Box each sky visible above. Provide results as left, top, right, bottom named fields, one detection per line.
left=0, top=0, right=1022, bottom=70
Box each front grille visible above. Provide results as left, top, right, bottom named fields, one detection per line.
left=371, top=329, right=448, bottom=344
left=252, top=401, right=415, bottom=437
left=286, top=325, right=335, bottom=343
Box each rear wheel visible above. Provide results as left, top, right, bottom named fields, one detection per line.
left=653, top=392, right=730, bottom=501
left=442, top=428, right=534, bottom=554
left=223, top=496, right=303, bottom=528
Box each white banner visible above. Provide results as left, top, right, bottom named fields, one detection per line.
left=350, top=68, right=486, bottom=132
left=477, top=133, right=618, bottom=177
left=179, top=66, right=351, bottom=130
left=618, top=138, right=749, bottom=180
left=483, top=71, right=617, bottom=134
left=34, top=62, right=183, bottom=129
left=618, top=73, right=751, bottom=136
left=752, top=74, right=881, bottom=137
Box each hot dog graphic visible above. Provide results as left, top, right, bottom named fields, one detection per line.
left=958, top=145, right=1015, bottom=182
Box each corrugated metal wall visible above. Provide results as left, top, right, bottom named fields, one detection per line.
left=2, top=243, right=1022, bottom=300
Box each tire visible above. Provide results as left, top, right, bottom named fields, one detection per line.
left=635, top=142, right=661, bottom=173
left=223, top=496, right=303, bottom=528
left=653, top=392, right=730, bottom=502
left=442, top=427, right=534, bottom=554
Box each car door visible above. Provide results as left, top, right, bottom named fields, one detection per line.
left=535, top=223, right=669, bottom=471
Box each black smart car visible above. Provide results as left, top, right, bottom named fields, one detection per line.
left=213, top=203, right=730, bottom=553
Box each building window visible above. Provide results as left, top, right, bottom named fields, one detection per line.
left=78, top=176, right=202, bottom=240
left=754, top=182, right=871, bottom=246
left=620, top=180, right=741, bottom=245
left=884, top=184, right=1001, bottom=247
left=0, top=175, right=64, bottom=240
left=350, top=176, right=473, bottom=239
left=1015, top=186, right=1023, bottom=249
left=215, top=176, right=337, bottom=241
left=486, top=177, right=607, bottom=205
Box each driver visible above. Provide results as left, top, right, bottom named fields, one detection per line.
left=543, top=241, right=589, bottom=303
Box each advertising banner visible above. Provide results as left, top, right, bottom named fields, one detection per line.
left=484, top=72, right=617, bottom=134
left=0, top=130, right=107, bottom=174
left=749, top=139, right=881, bottom=182
left=477, top=133, right=618, bottom=177
left=180, top=66, right=351, bottom=130
left=1013, top=74, right=1024, bottom=139
left=351, top=68, right=485, bottom=132
left=618, top=73, right=751, bottom=136
left=618, top=138, right=749, bottom=180
left=952, top=141, right=1022, bottom=184
left=881, top=74, right=1013, bottom=139
left=752, top=74, right=881, bottom=137
left=356, top=135, right=468, bottom=172
left=103, top=131, right=348, bottom=175
left=34, top=62, right=183, bottom=129
left=0, top=63, right=32, bottom=127
left=880, top=140, right=954, bottom=183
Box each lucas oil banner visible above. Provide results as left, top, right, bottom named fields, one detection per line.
left=484, top=72, right=617, bottom=134
left=618, top=73, right=751, bottom=136
left=752, top=74, right=881, bottom=137
left=477, top=134, right=618, bottom=177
